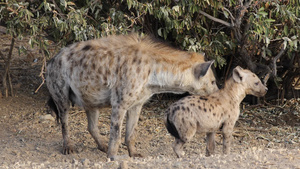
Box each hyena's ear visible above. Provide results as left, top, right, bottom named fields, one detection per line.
left=232, top=66, right=245, bottom=83
left=193, top=60, right=214, bottom=79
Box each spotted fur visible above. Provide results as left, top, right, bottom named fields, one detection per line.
left=46, top=34, right=218, bottom=160
left=165, top=66, right=268, bottom=157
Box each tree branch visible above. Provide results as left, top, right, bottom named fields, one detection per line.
left=198, top=10, right=232, bottom=27
left=51, top=0, right=67, bottom=20
left=234, top=0, right=253, bottom=41
left=271, top=43, right=286, bottom=77
left=2, top=37, right=15, bottom=97
left=223, top=7, right=235, bottom=21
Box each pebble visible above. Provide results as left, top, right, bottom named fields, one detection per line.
left=39, top=114, right=55, bottom=122
left=119, top=160, right=128, bottom=169
left=81, top=158, right=90, bottom=166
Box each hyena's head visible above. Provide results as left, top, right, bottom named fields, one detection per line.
left=190, top=60, right=219, bottom=96
left=232, top=66, right=268, bottom=97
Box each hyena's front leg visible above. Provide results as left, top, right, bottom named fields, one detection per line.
left=206, top=132, right=216, bottom=156
left=107, top=105, right=127, bottom=160
left=222, top=123, right=234, bottom=154
left=125, top=103, right=143, bottom=157
left=86, top=109, right=108, bottom=153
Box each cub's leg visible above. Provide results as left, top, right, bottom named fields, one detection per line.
left=173, top=138, right=185, bottom=158
left=205, top=132, right=216, bottom=156
left=222, top=122, right=234, bottom=154
left=173, top=124, right=196, bottom=158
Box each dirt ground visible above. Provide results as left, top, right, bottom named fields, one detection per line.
left=0, top=35, right=299, bottom=168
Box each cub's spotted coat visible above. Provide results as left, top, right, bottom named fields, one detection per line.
left=165, top=66, right=268, bottom=157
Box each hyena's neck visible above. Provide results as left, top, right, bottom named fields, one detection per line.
left=147, top=67, right=194, bottom=94
left=220, top=78, right=247, bottom=104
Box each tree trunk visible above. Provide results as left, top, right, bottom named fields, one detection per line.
left=2, top=37, right=15, bottom=97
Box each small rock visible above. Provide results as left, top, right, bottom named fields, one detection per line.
left=119, top=160, right=128, bottom=169
left=39, top=114, right=55, bottom=122
left=81, top=159, right=90, bottom=166
left=72, top=158, right=78, bottom=165
left=11, top=150, right=20, bottom=157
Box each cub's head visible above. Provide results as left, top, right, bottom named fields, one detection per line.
left=232, top=66, right=268, bottom=97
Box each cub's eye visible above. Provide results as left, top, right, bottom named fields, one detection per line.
left=212, top=81, right=215, bottom=85
left=255, top=82, right=259, bottom=86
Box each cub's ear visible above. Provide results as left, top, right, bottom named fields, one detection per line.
left=193, top=60, right=214, bottom=79
left=232, top=66, right=244, bottom=83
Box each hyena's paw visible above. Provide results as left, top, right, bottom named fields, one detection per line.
left=131, top=153, right=144, bottom=158
left=98, top=145, right=108, bottom=153
left=63, top=144, right=75, bottom=154
left=174, top=150, right=185, bottom=158
left=205, top=150, right=213, bottom=157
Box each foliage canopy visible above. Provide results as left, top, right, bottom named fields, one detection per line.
left=0, top=0, right=299, bottom=99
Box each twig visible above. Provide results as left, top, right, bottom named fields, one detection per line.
left=263, top=101, right=287, bottom=110
left=271, top=42, right=286, bottom=77
left=51, top=0, right=67, bottom=19
left=222, top=7, right=235, bottom=21
left=70, top=110, right=85, bottom=117
left=198, top=10, right=232, bottom=27
left=234, top=127, right=268, bottom=132
left=243, top=103, right=267, bottom=109
left=34, top=52, right=47, bottom=94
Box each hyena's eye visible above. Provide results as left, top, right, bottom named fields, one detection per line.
left=212, top=80, right=216, bottom=85
left=255, top=82, right=259, bottom=86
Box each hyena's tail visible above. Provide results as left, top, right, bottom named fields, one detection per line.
left=47, top=87, right=77, bottom=123
left=165, top=111, right=181, bottom=140
left=47, top=96, right=60, bottom=123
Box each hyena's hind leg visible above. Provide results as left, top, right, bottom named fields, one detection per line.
left=173, top=127, right=196, bottom=158
left=173, top=138, right=186, bottom=158
left=165, top=110, right=197, bottom=158
left=86, top=109, right=108, bottom=152
left=48, top=95, right=74, bottom=154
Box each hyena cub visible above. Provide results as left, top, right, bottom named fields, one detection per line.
left=46, top=34, right=218, bottom=160
left=165, top=66, right=268, bottom=157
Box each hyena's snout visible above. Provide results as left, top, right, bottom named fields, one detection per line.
left=254, top=84, right=268, bottom=97
left=259, top=83, right=268, bottom=96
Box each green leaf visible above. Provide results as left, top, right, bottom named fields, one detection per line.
left=158, top=28, right=162, bottom=37
left=265, top=19, right=275, bottom=22
left=258, top=11, right=268, bottom=17
left=60, top=0, right=67, bottom=9
left=284, top=25, right=288, bottom=35
left=223, top=10, right=229, bottom=18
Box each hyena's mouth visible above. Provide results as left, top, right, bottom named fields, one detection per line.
left=254, top=91, right=267, bottom=97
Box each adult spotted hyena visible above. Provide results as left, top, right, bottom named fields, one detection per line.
left=46, top=34, right=218, bottom=160
left=165, top=66, right=268, bottom=157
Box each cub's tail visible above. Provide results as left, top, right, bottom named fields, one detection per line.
left=165, top=110, right=181, bottom=140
